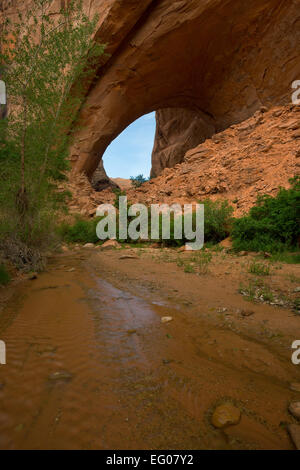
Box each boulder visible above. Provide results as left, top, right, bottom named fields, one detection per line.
left=287, top=425, right=300, bottom=450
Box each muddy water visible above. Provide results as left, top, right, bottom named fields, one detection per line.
left=0, top=252, right=297, bottom=449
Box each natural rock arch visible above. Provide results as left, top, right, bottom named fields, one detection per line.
left=68, top=0, right=300, bottom=179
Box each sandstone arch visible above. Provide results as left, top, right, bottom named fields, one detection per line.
left=66, top=0, right=300, bottom=178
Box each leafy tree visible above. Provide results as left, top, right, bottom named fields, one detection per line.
left=0, top=0, right=104, bottom=269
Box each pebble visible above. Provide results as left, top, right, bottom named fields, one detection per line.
left=48, top=371, right=73, bottom=382
left=211, top=403, right=241, bottom=429
left=161, top=316, right=173, bottom=324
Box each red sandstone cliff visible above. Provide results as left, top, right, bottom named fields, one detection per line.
left=2, top=0, right=300, bottom=213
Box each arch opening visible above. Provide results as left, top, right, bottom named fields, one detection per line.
left=103, top=112, right=155, bottom=179
left=91, top=112, right=156, bottom=191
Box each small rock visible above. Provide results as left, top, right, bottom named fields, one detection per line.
left=83, top=243, right=94, bottom=248
left=290, top=383, right=300, bottom=393
left=287, top=424, right=300, bottom=449
left=27, top=272, right=38, bottom=280
left=294, top=287, right=300, bottom=293
left=48, top=371, right=73, bottom=382
left=161, top=316, right=173, bottom=324
left=264, top=252, right=272, bottom=259
left=289, top=402, right=300, bottom=420
left=211, top=403, right=241, bottom=429
left=101, top=240, right=121, bottom=250
left=178, top=244, right=194, bottom=252
left=67, top=268, right=75, bottom=272
left=119, top=254, right=139, bottom=260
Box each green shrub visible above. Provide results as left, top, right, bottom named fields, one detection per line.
left=270, top=252, right=300, bottom=264
left=201, top=200, right=234, bottom=243
left=184, top=264, right=195, bottom=273
left=153, top=200, right=233, bottom=247
left=232, top=177, right=300, bottom=253
left=0, top=265, right=10, bottom=285
left=59, top=199, right=234, bottom=247
left=58, top=216, right=101, bottom=244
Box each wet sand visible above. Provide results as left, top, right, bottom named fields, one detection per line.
left=0, top=248, right=299, bottom=449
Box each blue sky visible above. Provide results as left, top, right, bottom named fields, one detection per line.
left=103, top=112, right=156, bottom=179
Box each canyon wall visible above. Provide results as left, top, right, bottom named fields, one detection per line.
left=69, top=0, right=300, bottom=181
left=1, top=0, right=300, bottom=183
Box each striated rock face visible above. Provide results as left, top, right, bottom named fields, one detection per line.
left=151, top=108, right=215, bottom=178
left=69, top=0, right=300, bottom=179
left=64, top=104, right=299, bottom=217
left=124, top=105, right=300, bottom=216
